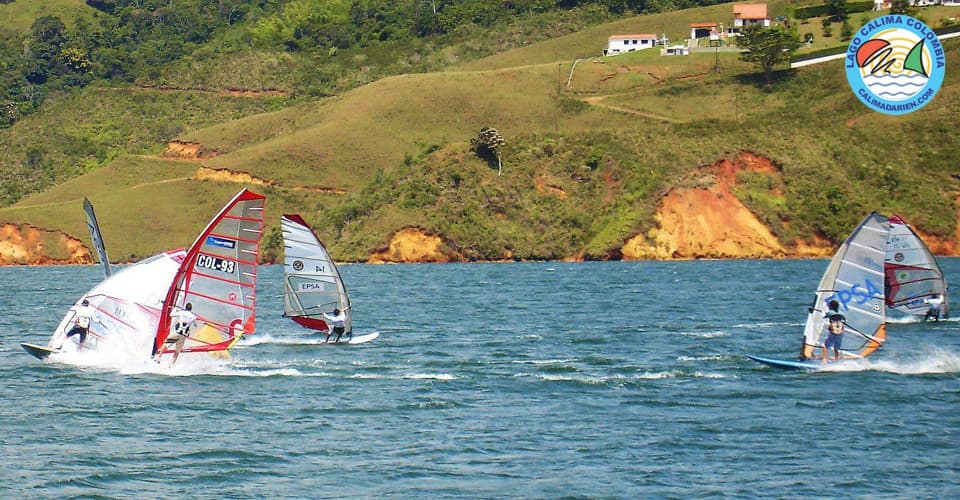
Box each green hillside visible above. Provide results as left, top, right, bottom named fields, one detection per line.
left=1, top=1, right=959, bottom=263
left=0, top=0, right=99, bottom=33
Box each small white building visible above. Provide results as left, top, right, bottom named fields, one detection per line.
left=690, top=22, right=718, bottom=40
left=662, top=45, right=691, bottom=56
left=604, top=34, right=659, bottom=56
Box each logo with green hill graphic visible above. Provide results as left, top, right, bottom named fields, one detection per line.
left=845, top=16, right=945, bottom=115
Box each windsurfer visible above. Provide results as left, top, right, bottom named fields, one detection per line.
left=822, top=300, right=845, bottom=361
left=60, top=299, right=97, bottom=349
left=923, top=294, right=944, bottom=321
left=169, top=303, right=198, bottom=364
left=321, top=308, right=348, bottom=343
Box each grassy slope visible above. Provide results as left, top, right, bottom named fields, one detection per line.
left=190, top=65, right=632, bottom=190
left=1, top=4, right=958, bottom=262
left=0, top=0, right=99, bottom=33
left=0, top=87, right=291, bottom=203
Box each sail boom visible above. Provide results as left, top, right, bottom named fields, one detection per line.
left=851, top=307, right=884, bottom=321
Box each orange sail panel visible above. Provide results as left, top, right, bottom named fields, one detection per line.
left=153, top=189, right=265, bottom=357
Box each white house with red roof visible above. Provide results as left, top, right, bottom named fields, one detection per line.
left=732, top=4, right=770, bottom=30
left=604, top=34, right=659, bottom=55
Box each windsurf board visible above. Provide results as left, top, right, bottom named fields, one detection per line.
left=21, top=343, right=60, bottom=360
left=323, top=331, right=380, bottom=345
left=747, top=355, right=826, bottom=371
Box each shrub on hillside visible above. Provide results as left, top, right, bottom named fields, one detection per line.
left=470, top=127, right=505, bottom=176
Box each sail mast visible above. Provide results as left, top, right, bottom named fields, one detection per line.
left=83, top=197, right=112, bottom=277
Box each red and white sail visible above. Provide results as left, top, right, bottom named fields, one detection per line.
left=884, top=214, right=949, bottom=320
left=153, top=189, right=265, bottom=358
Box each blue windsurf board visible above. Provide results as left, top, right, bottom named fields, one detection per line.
left=748, top=355, right=826, bottom=371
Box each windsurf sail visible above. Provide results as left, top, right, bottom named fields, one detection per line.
left=83, top=197, right=112, bottom=277
left=49, top=249, right=186, bottom=354
left=884, top=214, right=948, bottom=321
left=153, top=189, right=265, bottom=359
left=281, top=214, right=352, bottom=333
left=801, top=212, right=888, bottom=361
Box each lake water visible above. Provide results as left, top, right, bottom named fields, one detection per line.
left=1, top=259, right=958, bottom=498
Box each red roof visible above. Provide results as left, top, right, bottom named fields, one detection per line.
left=733, top=3, right=768, bottom=20
left=690, top=22, right=718, bottom=28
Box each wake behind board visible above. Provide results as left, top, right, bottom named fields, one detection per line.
left=21, top=343, right=61, bottom=360
left=748, top=355, right=825, bottom=371
left=323, top=331, right=380, bottom=346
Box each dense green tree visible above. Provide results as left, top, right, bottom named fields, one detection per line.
left=738, top=25, right=801, bottom=84
left=25, top=16, right=68, bottom=84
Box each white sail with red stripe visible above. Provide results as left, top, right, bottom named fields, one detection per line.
left=884, top=214, right=949, bottom=321
left=153, top=189, right=265, bottom=358
left=281, top=214, right=351, bottom=333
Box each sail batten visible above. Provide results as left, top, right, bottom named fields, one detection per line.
left=848, top=240, right=885, bottom=251
left=838, top=259, right=885, bottom=276
left=191, top=268, right=256, bottom=285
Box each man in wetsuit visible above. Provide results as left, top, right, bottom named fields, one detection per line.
left=822, top=300, right=845, bottom=361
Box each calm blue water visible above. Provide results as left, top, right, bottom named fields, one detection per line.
left=2, top=259, right=958, bottom=498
